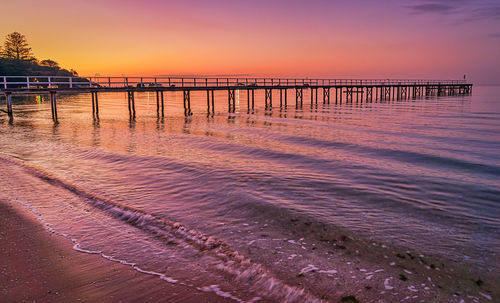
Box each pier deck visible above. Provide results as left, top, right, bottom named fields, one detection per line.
left=1, top=76, right=472, bottom=120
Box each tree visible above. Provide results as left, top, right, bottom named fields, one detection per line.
left=40, top=59, right=60, bottom=69
left=2, top=32, right=34, bottom=60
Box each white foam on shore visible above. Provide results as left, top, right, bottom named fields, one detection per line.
left=299, top=264, right=338, bottom=276
left=199, top=285, right=248, bottom=303
left=300, top=264, right=319, bottom=274
left=384, top=278, right=394, bottom=290
left=319, top=269, right=338, bottom=274
left=133, top=266, right=178, bottom=284
left=408, top=286, right=418, bottom=292
left=9, top=195, right=183, bottom=287
left=479, top=292, right=492, bottom=301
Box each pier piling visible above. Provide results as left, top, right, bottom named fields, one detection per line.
left=212, top=90, right=215, bottom=113
left=323, top=87, right=330, bottom=104
left=265, top=89, right=272, bottom=109
left=156, top=91, right=160, bottom=114
left=91, top=91, right=99, bottom=116
left=296, top=88, right=303, bottom=107
left=5, top=92, right=13, bottom=118
left=127, top=91, right=136, bottom=118
left=183, top=90, right=191, bottom=116
left=50, top=91, right=58, bottom=121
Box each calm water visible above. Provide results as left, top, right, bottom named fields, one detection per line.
left=1, top=86, right=499, bottom=301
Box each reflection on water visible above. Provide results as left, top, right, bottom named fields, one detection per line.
left=1, top=87, right=499, bottom=299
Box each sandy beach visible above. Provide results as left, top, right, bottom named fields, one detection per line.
left=0, top=201, right=231, bottom=303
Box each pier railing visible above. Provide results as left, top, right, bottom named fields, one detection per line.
left=0, top=76, right=466, bottom=90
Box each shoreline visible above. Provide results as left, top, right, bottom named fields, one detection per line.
left=0, top=153, right=498, bottom=302
left=0, top=200, right=231, bottom=303
left=2, top=196, right=497, bottom=303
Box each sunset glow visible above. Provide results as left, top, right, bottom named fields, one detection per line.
left=2, top=1, right=500, bottom=302
left=1, top=0, right=499, bottom=82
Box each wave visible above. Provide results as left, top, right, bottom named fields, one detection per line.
left=0, top=155, right=323, bottom=303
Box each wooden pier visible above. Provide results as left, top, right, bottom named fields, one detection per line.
left=0, top=76, right=472, bottom=121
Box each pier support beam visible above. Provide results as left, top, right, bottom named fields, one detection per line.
left=5, top=92, right=13, bottom=118
left=296, top=88, right=303, bottom=107
left=207, top=90, right=215, bottom=115
left=91, top=91, right=99, bottom=116
left=127, top=91, right=136, bottom=118
left=284, top=88, right=287, bottom=107
left=280, top=89, right=283, bottom=107
left=246, top=89, right=250, bottom=110
left=228, top=89, right=235, bottom=113
left=207, top=90, right=210, bottom=113
left=323, top=87, right=330, bottom=104
left=310, top=88, right=314, bottom=106
left=156, top=90, right=163, bottom=116
left=347, top=87, right=353, bottom=103
left=160, top=91, right=164, bottom=116
left=367, top=87, right=372, bottom=102
left=183, top=90, right=192, bottom=116
left=50, top=91, right=58, bottom=121
left=251, top=89, right=255, bottom=110
left=211, top=90, right=215, bottom=114
left=265, top=88, right=272, bottom=109
left=207, top=89, right=215, bottom=117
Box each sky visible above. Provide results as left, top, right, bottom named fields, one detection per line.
left=1, top=0, right=499, bottom=83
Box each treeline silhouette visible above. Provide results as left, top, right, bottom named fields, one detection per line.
left=0, top=32, right=79, bottom=77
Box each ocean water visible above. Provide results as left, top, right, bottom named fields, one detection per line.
left=1, top=86, right=499, bottom=301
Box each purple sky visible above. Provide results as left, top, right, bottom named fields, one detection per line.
left=1, top=0, right=499, bottom=83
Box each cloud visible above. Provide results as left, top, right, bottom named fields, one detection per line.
left=409, top=3, right=456, bottom=14
left=487, top=33, right=500, bottom=38
left=406, top=0, right=500, bottom=21
left=469, top=5, right=500, bottom=20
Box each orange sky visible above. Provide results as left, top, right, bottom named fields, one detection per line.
left=1, top=0, right=499, bottom=83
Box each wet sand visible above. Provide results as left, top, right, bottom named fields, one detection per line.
left=0, top=201, right=230, bottom=303
left=2, top=197, right=497, bottom=303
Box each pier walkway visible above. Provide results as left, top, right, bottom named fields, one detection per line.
left=0, top=76, right=472, bottom=120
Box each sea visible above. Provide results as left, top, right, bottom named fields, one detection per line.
left=1, top=85, right=499, bottom=302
